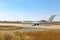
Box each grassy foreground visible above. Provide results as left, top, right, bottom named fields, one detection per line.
left=0, top=30, right=60, bottom=40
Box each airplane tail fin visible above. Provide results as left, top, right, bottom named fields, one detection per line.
left=48, top=15, right=56, bottom=22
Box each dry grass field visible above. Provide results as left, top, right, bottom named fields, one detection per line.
left=0, top=25, right=23, bottom=30
left=15, top=30, right=60, bottom=40
left=0, top=30, right=60, bottom=40
left=0, top=22, right=60, bottom=40
left=0, top=21, right=22, bottom=24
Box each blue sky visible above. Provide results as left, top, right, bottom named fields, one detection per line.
left=0, top=0, right=60, bottom=21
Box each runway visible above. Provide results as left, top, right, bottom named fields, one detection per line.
left=0, top=23, right=60, bottom=32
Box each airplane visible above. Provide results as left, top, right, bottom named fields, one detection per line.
left=32, top=15, right=57, bottom=26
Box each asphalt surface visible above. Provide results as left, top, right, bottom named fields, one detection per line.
left=0, top=23, right=60, bottom=32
